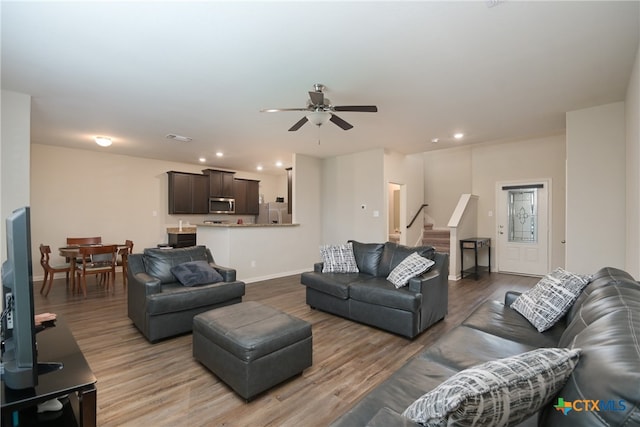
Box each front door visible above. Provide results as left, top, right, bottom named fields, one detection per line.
left=496, top=180, right=550, bottom=276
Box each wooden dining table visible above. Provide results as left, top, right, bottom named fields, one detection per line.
left=59, top=244, right=125, bottom=294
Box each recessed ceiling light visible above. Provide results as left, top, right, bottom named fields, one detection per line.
left=454, top=133, right=464, bottom=140
left=199, top=157, right=206, bottom=163
left=94, top=136, right=112, bottom=147
left=256, top=165, right=263, bottom=171
left=275, top=161, right=283, bottom=167
left=431, top=138, right=439, bottom=143
left=216, top=152, right=224, bottom=157
left=165, top=134, right=192, bottom=142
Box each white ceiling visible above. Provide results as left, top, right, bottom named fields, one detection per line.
left=2, top=1, right=639, bottom=175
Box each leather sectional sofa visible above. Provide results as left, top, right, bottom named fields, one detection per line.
left=127, top=246, right=245, bottom=342
left=300, top=241, right=449, bottom=338
left=331, top=266, right=640, bottom=426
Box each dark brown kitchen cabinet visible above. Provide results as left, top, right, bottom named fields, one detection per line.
left=204, top=169, right=235, bottom=198
left=233, top=178, right=260, bottom=215
left=168, top=171, right=209, bottom=214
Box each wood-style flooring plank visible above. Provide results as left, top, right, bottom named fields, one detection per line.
left=32, top=271, right=538, bottom=426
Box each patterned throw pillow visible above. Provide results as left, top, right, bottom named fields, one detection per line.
left=402, top=347, right=581, bottom=427
left=320, top=243, right=359, bottom=273
left=387, top=252, right=435, bottom=288
left=511, top=267, right=591, bottom=332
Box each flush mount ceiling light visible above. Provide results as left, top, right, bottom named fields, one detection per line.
left=275, top=161, right=283, bottom=167
left=94, top=136, right=112, bottom=147
left=431, top=138, right=439, bottom=143
left=454, top=133, right=465, bottom=140
left=165, top=134, right=193, bottom=142
left=256, top=165, right=264, bottom=171
left=199, top=157, right=206, bottom=163
left=306, top=111, right=332, bottom=127
left=215, top=152, right=224, bottom=157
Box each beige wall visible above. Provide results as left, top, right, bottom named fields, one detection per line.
left=1, top=91, right=31, bottom=264
left=626, top=44, right=640, bottom=278
left=30, top=144, right=287, bottom=270
left=423, top=134, right=567, bottom=271
left=567, top=102, right=626, bottom=274
left=321, top=148, right=387, bottom=244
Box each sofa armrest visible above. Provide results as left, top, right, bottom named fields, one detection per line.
left=366, top=408, right=420, bottom=427
left=210, top=263, right=236, bottom=282
left=313, top=262, right=324, bottom=273
left=505, top=291, right=522, bottom=306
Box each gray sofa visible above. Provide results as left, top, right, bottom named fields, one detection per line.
left=127, top=246, right=245, bottom=342
left=331, top=266, right=640, bottom=426
left=300, top=241, right=449, bottom=339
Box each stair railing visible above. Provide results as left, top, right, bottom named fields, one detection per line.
left=407, top=204, right=429, bottom=229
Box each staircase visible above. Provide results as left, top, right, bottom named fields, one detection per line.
left=422, top=223, right=450, bottom=253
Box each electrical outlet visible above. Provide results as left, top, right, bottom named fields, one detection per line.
left=5, top=293, right=13, bottom=329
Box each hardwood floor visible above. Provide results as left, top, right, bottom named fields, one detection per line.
left=33, top=272, right=538, bottom=426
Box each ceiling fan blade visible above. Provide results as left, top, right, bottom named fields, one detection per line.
left=288, top=116, right=308, bottom=131
left=330, top=114, right=354, bottom=130
left=261, top=108, right=309, bottom=112
left=333, top=105, right=378, bottom=112
left=308, top=91, right=324, bottom=106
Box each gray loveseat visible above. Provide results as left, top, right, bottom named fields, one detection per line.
left=127, top=246, right=245, bottom=342
left=331, top=267, right=640, bottom=426
left=300, top=241, right=449, bottom=339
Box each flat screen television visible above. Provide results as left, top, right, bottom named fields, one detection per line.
left=1, top=206, right=38, bottom=389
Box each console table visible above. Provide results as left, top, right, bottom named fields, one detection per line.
left=2, top=317, right=97, bottom=427
left=460, top=237, right=491, bottom=280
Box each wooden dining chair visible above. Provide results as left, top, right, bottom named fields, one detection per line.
left=118, top=240, right=134, bottom=288
left=39, top=244, right=72, bottom=297
left=75, top=245, right=117, bottom=297
left=65, top=236, right=103, bottom=264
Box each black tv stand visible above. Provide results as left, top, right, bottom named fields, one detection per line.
left=2, top=317, right=96, bottom=427
left=37, top=362, right=63, bottom=376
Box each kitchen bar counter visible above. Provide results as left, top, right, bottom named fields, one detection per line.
left=197, top=223, right=298, bottom=228
left=197, top=223, right=308, bottom=283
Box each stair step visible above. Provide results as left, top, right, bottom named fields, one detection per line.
left=423, top=225, right=450, bottom=253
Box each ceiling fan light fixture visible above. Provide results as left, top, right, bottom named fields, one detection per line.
left=94, top=136, right=112, bottom=147
left=307, top=111, right=331, bottom=127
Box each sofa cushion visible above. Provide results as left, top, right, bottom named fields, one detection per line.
left=170, top=260, right=223, bottom=287
left=462, top=300, right=565, bottom=348
left=300, top=271, right=364, bottom=299
left=387, top=252, right=435, bottom=288
left=349, top=241, right=384, bottom=276
left=349, top=278, right=421, bottom=312
left=320, top=243, right=359, bottom=273
left=566, top=266, right=636, bottom=324
left=145, top=280, right=245, bottom=315
left=402, top=347, right=581, bottom=427
left=378, top=242, right=435, bottom=278
left=511, top=267, right=591, bottom=332
left=143, top=246, right=210, bottom=284
left=541, top=308, right=640, bottom=427
left=559, top=280, right=640, bottom=347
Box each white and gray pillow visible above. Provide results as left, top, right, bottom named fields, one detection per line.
left=402, top=347, right=581, bottom=427
left=511, top=267, right=591, bottom=332
left=387, top=252, right=435, bottom=288
left=320, top=243, right=359, bottom=273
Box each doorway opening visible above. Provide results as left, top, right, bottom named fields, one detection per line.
left=388, top=183, right=406, bottom=244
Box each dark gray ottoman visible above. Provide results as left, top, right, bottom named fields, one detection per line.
left=192, top=301, right=312, bottom=400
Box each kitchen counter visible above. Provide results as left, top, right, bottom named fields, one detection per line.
left=198, top=223, right=298, bottom=228
left=166, top=226, right=197, bottom=234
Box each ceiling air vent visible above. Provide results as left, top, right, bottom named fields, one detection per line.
left=165, top=134, right=193, bottom=142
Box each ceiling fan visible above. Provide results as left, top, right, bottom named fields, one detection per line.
left=261, top=83, right=378, bottom=131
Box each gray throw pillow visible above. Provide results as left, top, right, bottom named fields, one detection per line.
left=387, top=252, right=435, bottom=288
left=511, top=267, right=591, bottom=332
left=402, top=347, right=581, bottom=427
left=320, top=243, right=359, bottom=273
left=170, top=260, right=223, bottom=287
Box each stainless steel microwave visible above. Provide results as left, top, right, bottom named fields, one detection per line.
left=209, top=197, right=235, bottom=214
